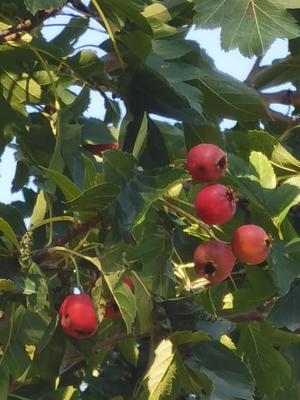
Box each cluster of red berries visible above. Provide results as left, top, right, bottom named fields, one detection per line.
left=59, top=143, right=271, bottom=339
left=59, top=275, right=134, bottom=340
left=186, top=144, right=271, bottom=284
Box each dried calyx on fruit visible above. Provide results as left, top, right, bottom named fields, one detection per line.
left=232, top=224, right=271, bottom=265
left=187, top=143, right=228, bottom=182
left=194, top=240, right=236, bottom=283
left=104, top=275, right=134, bottom=319
left=195, top=184, right=237, bottom=225
left=59, top=293, right=98, bottom=339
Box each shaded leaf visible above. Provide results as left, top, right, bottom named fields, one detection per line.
left=238, top=321, right=299, bottom=398
left=42, top=167, right=81, bottom=201
left=0, top=279, right=16, bottom=293
left=269, top=281, right=300, bottom=332
left=24, top=0, right=65, bottom=14
left=0, top=218, right=19, bottom=249
left=66, top=183, right=120, bottom=212
left=187, top=341, right=254, bottom=400
left=269, top=239, right=300, bottom=295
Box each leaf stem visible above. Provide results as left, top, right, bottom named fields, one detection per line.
left=91, top=0, right=124, bottom=69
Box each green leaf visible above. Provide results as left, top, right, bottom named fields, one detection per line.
left=26, top=262, right=49, bottom=312
left=0, top=92, right=26, bottom=157
left=66, top=183, right=120, bottom=212
left=0, top=48, right=42, bottom=110
left=118, top=338, right=139, bottom=367
left=129, top=209, right=174, bottom=297
left=226, top=130, right=300, bottom=178
left=194, top=0, right=300, bottom=56
left=119, top=166, right=186, bottom=229
left=238, top=321, right=298, bottom=398
left=82, top=154, right=97, bottom=190
left=24, top=0, right=65, bottom=14
left=249, top=151, right=276, bottom=189
left=30, top=190, right=48, bottom=228
left=0, top=279, right=16, bottom=293
left=81, top=117, right=116, bottom=144
left=198, top=68, right=268, bottom=121
left=31, top=326, right=66, bottom=381
left=0, top=366, right=9, bottom=400
left=130, top=234, right=173, bottom=297
left=223, top=267, right=276, bottom=314
left=51, top=17, right=89, bottom=55
left=227, top=154, right=271, bottom=212
left=132, top=113, right=148, bottom=160
left=42, top=167, right=81, bottom=201
left=3, top=305, right=50, bottom=380
left=131, top=272, right=153, bottom=334
left=154, top=121, right=186, bottom=162
left=269, top=239, right=300, bottom=295
left=175, top=352, right=213, bottom=397
left=142, top=339, right=179, bottom=400
left=254, top=55, right=300, bottom=89
left=187, top=341, right=254, bottom=400
left=145, top=54, right=203, bottom=118
left=269, top=282, right=300, bottom=332
left=103, top=151, right=136, bottom=190
left=18, top=113, right=55, bottom=168
left=170, top=330, right=210, bottom=346
left=0, top=204, right=25, bottom=237
left=100, top=248, right=137, bottom=333
left=160, top=298, right=233, bottom=340
left=98, top=0, right=151, bottom=34
left=0, top=218, right=19, bottom=249
left=266, top=176, right=300, bottom=226
left=67, top=51, right=105, bottom=83
left=146, top=52, right=267, bottom=120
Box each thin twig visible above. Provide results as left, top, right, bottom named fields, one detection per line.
left=245, top=56, right=263, bottom=86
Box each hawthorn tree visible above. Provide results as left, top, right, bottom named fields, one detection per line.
left=1, top=0, right=300, bottom=399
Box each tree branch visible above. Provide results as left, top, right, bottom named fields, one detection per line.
left=59, top=331, right=151, bottom=377
left=267, top=109, right=296, bottom=125
left=225, top=296, right=278, bottom=323
left=0, top=9, right=59, bottom=43
left=245, top=56, right=263, bottom=86
left=32, top=215, right=101, bottom=264
left=261, top=90, right=300, bottom=107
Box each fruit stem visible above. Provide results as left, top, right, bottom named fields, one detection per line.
left=228, top=274, right=238, bottom=291
left=71, top=256, right=83, bottom=292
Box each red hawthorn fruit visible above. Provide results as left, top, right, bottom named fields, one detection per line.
left=232, top=224, right=271, bottom=265
left=104, top=275, right=134, bottom=320
left=0, top=311, right=8, bottom=321
left=104, top=303, right=122, bottom=319
left=59, top=293, right=98, bottom=339
left=195, top=184, right=237, bottom=225
left=83, top=142, right=119, bottom=155
left=186, top=143, right=228, bottom=182
left=194, top=240, right=236, bottom=283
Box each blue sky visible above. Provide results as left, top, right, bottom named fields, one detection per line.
left=0, top=12, right=291, bottom=204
